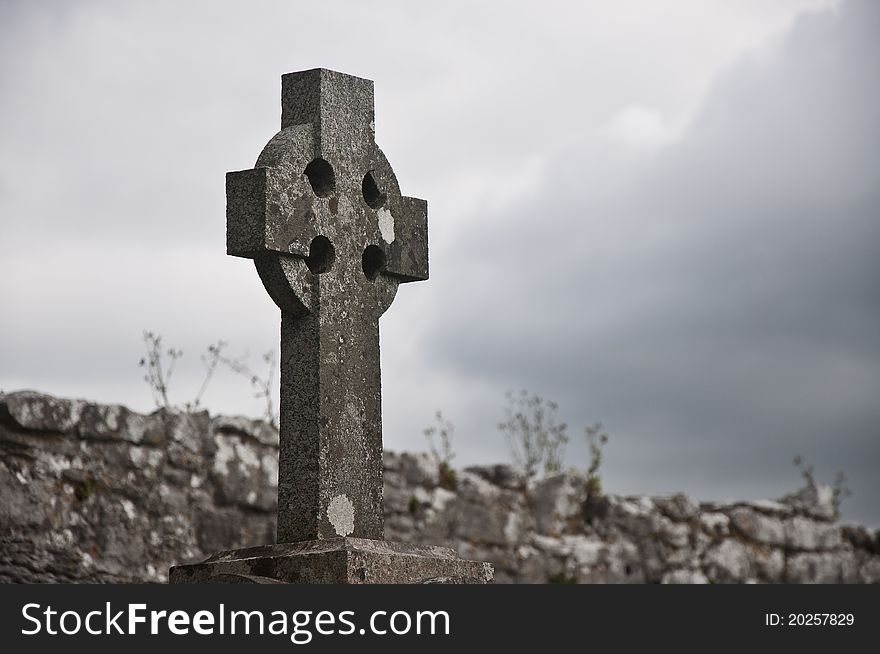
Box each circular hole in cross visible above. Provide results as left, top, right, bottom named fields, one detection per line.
left=304, top=158, right=335, bottom=198
left=362, top=244, right=386, bottom=281
left=362, top=171, right=387, bottom=209
left=306, top=235, right=335, bottom=274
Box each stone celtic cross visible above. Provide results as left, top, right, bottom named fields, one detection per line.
left=226, top=69, right=427, bottom=543
left=170, top=68, right=490, bottom=582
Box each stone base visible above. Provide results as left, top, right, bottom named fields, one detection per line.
left=169, top=538, right=494, bottom=584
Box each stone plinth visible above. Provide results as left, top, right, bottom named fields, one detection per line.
left=169, top=538, right=493, bottom=584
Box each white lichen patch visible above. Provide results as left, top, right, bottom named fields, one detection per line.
left=120, top=498, right=136, bottom=521
left=129, top=445, right=163, bottom=468
left=236, top=441, right=262, bottom=469
left=263, top=453, right=278, bottom=488
left=431, top=487, right=456, bottom=513
left=42, top=453, right=71, bottom=476
left=129, top=446, right=146, bottom=467
left=212, top=434, right=237, bottom=475
left=504, top=507, right=523, bottom=544
left=213, top=433, right=263, bottom=476
left=378, top=207, right=395, bottom=243
left=327, top=494, right=355, bottom=537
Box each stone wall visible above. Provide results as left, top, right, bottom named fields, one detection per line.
left=1, top=391, right=877, bottom=583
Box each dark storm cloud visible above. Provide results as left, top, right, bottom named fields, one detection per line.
left=420, top=0, right=880, bottom=522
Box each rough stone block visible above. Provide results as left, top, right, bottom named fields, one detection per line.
left=169, top=538, right=493, bottom=584
left=704, top=539, right=753, bottom=583
left=786, top=551, right=852, bottom=583
left=528, top=474, right=587, bottom=536
left=1, top=391, right=85, bottom=433
left=662, top=569, right=708, bottom=584
left=729, top=506, right=786, bottom=546
left=654, top=493, right=700, bottom=522
left=784, top=516, right=843, bottom=551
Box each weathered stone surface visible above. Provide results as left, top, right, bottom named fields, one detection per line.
left=785, top=516, right=843, bottom=551
left=212, top=414, right=279, bottom=447
left=465, top=463, right=528, bottom=491
left=78, top=403, right=165, bottom=445
left=211, top=430, right=277, bottom=511
left=781, top=482, right=837, bottom=521
left=662, top=569, right=709, bottom=584
left=1, top=390, right=85, bottom=433
left=654, top=493, right=700, bottom=522
left=699, top=512, right=731, bottom=537
left=0, top=394, right=267, bottom=582
left=860, top=556, right=880, bottom=583
left=729, top=507, right=786, bottom=546
left=448, top=471, right=524, bottom=546
left=754, top=547, right=786, bottom=583
left=170, top=538, right=492, bottom=584
left=164, top=410, right=214, bottom=471
left=742, top=499, right=792, bottom=517
left=841, top=523, right=878, bottom=552
left=704, top=539, right=754, bottom=583
left=528, top=474, right=588, bottom=536
left=390, top=451, right=439, bottom=488
left=3, top=391, right=878, bottom=584
left=786, top=551, right=855, bottom=583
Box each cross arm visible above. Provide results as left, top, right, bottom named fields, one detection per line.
left=383, top=195, right=428, bottom=282
left=226, top=166, right=317, bottom=259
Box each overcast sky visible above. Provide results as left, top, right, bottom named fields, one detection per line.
left=1, top=0, right=877, bottom=524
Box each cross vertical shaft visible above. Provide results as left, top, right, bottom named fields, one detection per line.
left=277, top=298, right=383, bottom=541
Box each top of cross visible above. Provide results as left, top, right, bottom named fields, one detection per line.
left=226, top=68, right=428, bottom=318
